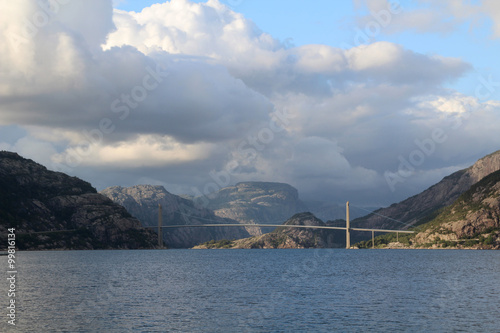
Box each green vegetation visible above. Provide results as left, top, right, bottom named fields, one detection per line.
left=484, top=234, right=494, bottom=245
left=412, top=207, right=444, bottom=227
left=269, top=234, right=288, bottom=248
left=357, top=228, right=500, bottom=249
left=198, top=239, right=235, bottom=249
left=356, top=231, right=415, bottom=249
left=368, top=170, right=500, bottom=249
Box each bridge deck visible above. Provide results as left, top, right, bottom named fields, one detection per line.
left=145, top=224, right=414, bottom=234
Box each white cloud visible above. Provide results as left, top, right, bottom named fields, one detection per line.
left=1, top=135, right=58, bottom=169
left=413, top=93, right=479, bottom=116
left=291, top=45, right=346, bottom=74
left=104, top=0, right=284, bottom=69
left=54, top=134, right=216, bottom=168
left=103, top=2, right=470, bottom=97
left=1, top=0, right=499, bottom=206
left=0, top=0, right=273, bottom=144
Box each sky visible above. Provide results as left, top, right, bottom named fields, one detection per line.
left=1, top=0, right=500, bottom=207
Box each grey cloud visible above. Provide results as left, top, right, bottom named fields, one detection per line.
left=1, top=0, right=500, bottom=208
left=0, top=44, right=273, bottom=148
left=355, top=0, right=500, bottom=39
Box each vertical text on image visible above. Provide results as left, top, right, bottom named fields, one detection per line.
left=6, top=228, right=17, bottom=326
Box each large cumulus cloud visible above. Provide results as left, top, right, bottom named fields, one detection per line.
left=1, top=0, right=500, bottom=206
left=0, top=0, right=273, bottom=169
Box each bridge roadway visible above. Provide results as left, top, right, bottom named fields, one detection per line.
left=146, top=223, right=415, bottom=249
left=150, top=202, right=415, bottom=248
left=153, top=224, right=415, bottom=234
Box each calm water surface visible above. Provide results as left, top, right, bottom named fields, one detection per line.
left=1, top=249, right=499, bottom=332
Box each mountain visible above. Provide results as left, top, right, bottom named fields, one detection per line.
left=100, top=185, right=250, bottom=248
left=411, top=169, right=500, bottom=248
left=194, top=212, right=344, bottom=249
left=352, top=150, right=500, bottom=236
left=359, top=169, right=500, bottom=249
left=0, top=151, right=157, bottom=250
left=201, top=182, right=309, bottom=235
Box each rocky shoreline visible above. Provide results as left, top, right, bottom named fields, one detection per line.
left=358, top=241, right=499, bottom=250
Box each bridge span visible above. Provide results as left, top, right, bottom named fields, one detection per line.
left=148, top=202, right=415, bottom=249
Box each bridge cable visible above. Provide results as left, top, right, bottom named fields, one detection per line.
left=349, top=204, right=412, bottom=228
left=177, top=212, right=290, bottom=226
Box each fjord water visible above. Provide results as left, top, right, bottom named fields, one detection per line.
left=2, top=250, right=499, bottom=332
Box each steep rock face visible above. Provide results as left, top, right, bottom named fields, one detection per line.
left=412, top=170, right=500, bottom=248
left=100, top=185, right=250, bottom=248
left=0, top=151, right=157, bottom=250
left=202, top=182, right=309, bottom=235
left=469, top=150, right=500, bottom=182
left=353, top=150, right=500, bottom=233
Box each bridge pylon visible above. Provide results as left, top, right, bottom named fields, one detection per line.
left=346, top=201, right=350, bottom=249
left=158, top=204, right=163, bottom=248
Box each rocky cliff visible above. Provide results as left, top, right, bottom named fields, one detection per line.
left=352, top=150, right=500, bottom=234
left=411, top=169, right=500, bottom=249
left=100, top=185, right=250, bottom=248
left=358, top=169, right=500, bottom=249
left=194, top=212, right=344, bottom=249
left=201, top=182, right=309, bottom=235
left=0, top=151, right=158, bottom=250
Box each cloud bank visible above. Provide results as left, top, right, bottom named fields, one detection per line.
left=1, top=0, right=500, bottom=206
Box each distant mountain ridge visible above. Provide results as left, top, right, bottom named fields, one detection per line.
left=100, top=185, right=250, bottom=248
left=0, top=151, right=157, bottom=250
left=201, top=181, right=309, bottom=235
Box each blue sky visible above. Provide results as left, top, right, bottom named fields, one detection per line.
left=2, top=0, right=500, bottom=206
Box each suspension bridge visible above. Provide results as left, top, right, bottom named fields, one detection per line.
left=151, top=201, right=415, bottom=249
left=7, top=202, right=413, bottom=250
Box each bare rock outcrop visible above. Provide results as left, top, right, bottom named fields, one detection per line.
left=201, top=182, right=309, bottom=236
left=411, top=170, right=500, bottom=248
